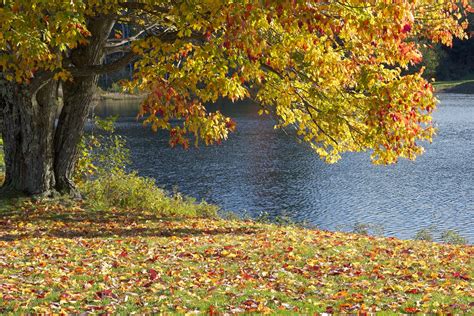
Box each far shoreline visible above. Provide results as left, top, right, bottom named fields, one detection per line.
left=93, top=90, right=146, bottom=101
left=434, top=80, right=474, bottom=94
left=93, top=80, right=474, bottom=102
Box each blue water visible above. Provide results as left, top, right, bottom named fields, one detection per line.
left=94, top=93, right=474, bottom=242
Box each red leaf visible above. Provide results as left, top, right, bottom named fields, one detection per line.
left=452, top=272, right=470, bottom=281
left=404, top=307, right=420, bottom=314
left=405, top=288, right=420, bottom=294
left=149, top=268, right=158, bottom=281
left=209, top=305, right=218, bottom=316
left=95, top=289, right=114, bottom=299
left=401, top=23, right=412, bottom=33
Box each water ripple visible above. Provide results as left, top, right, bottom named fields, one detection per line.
left=95, top=94, right=474, bottom=243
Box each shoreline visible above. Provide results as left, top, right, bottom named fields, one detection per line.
left=434, top=80, right=474, bottom=94
left=94, top=90, right=146, bottom=101
left=94, top=80, right=474, bottom=102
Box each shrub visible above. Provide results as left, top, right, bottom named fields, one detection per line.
left=74, top=116, right=130, bottom=186
left=352, top=223, right=384, bottom=236
left=75, top=116, right=217, bottom=218
left=81, top=170, right=218, bottom=218
left=414, top=228, right=435, bottom=241
left=108, top=82, right=123, bottom=93
left=440, top=230, right=467, bottom=245
left=255, top=211, right=293, bottom=226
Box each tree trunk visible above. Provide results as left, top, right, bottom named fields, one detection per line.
left=54, top=17, right=115, bottom=195
left=0, top=16, right=115, bottom=198
left=0, top=77, right=59, bottom=196
left=53, top=77, right=97, bottom=195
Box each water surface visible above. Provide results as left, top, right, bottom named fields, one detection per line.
left=94, top=94, right=474, bottom=242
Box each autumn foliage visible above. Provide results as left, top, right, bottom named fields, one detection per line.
left=0, top=0, right=471, bottom=164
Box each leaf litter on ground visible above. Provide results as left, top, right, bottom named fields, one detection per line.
left=0, top=200, right=472, bottom=314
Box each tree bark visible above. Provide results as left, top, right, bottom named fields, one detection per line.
left=0, top=16, right=115, bottom=198
left=0, top=77, right=59, bottom=196
left=53, top=77, right=97, bottom=195
left=54, top=17, right=115, bottom=195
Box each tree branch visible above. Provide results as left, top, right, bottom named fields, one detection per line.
left=27, top=72, right=55, bottom=95
left=260, top=63, right=338, bottom=145
left=118, top=2, right=171, bottom=15
left=70, top=29, right=207, bottom=77
left=68, top=51, right=138, bottom=77
left=105, top=23, right=159, bottom=50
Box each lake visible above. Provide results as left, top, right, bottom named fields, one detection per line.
left=94, top=93, right=474, bottom=243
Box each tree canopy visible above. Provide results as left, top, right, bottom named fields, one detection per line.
left=0, top=0, right=471, bottom=169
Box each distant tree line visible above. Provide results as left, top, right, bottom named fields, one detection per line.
left=420, top=13, right=474, bottom=81
left=436, top=30, right=474, bottom=80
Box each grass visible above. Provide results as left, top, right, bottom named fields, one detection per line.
left=433, top=79, right=474, bottom=93
left=93, top=87, right=145, bottom=101
left=79, top=171, right=218, bottom=218
left=0, top=200, right=472, bottom=314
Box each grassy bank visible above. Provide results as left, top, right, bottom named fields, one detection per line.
left=90, top=86, right=146, bottom=102
left=0, top=199, right=472, bottom=314
left=434, top=79, right=474, bottom=94
left=94, top=90, right=145, bottom=101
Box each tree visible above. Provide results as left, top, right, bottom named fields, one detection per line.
left=0, top=0, right=471, bottom=197
left=437, top=12, right=474, bottom=80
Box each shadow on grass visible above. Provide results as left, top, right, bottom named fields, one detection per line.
left=0, top=202, right=259, bottom=241
left=0, top=226, right=258, bottom=241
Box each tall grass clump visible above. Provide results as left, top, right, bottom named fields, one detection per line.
left=440, top=230, right=468, bottom=245
left=81, top=170, right=218, bottom=218
left=76, top=116, right=218, bottom=218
